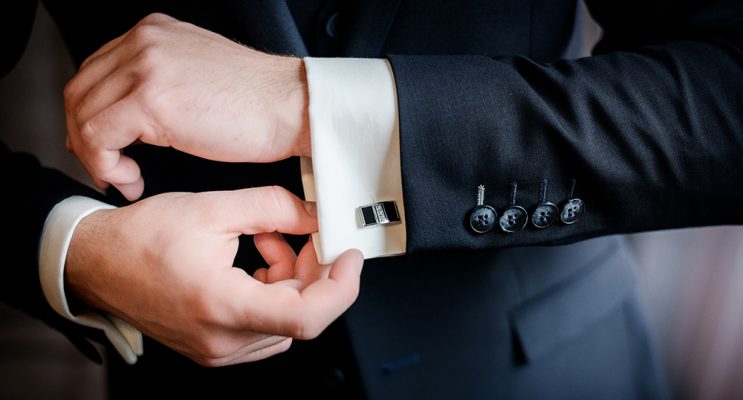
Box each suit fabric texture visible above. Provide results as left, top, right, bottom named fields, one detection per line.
left=3, top=0, right=743, bottom=398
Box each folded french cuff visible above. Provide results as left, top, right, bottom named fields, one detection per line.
left=302, top=57, right=406, bottom=264
left=39, top=196, right=143, bottom=364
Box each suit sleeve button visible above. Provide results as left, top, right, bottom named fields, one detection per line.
left=499, top=205, right=528, bottom=233
left=469, top=205, right=497, bottom=233
left=560, top=198, right=585, bottom=224
left=532, top=202, right=559, bottom=228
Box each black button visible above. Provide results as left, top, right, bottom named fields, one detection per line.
left=532, top=202, right=559, bottom=229
left=560, top=198, right=585, bottom=224
left=469, top=205, right=497, bottom=234
left=499, top=205, right=528, bottom=233
left=325, top=13, right=339, bottom=39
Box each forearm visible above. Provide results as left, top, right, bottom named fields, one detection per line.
left=389, top=20, right=743, bottom=252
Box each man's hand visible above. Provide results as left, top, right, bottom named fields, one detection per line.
left=64, top=13, right=311, bottom=201
left=65, top=186, right=362, bottom=366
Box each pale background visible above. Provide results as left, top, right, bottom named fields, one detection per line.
left=2, top=3, right=743, bottom=399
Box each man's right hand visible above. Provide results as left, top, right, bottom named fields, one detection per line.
left=64, top=13, right=311, bottom=201
left=65, top=186, right=363, bottom=366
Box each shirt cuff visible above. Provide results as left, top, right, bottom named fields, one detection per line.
left=39, top=196, right=143, bottom=364
left=302, top=57, right=406, bottom=264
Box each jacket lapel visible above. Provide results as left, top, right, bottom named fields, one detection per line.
left=223, top=0, right=308, bottom=57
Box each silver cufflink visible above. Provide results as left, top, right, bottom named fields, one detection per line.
left=358, top=201, right=401, bottom=228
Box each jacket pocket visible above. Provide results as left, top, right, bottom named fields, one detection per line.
left=509, top=244, right=635, bottom=362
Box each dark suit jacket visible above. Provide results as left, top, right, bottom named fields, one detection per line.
left=3, top=0, right=743, bottom=398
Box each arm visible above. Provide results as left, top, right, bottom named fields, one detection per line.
left=3, top=10, right=361, bottom=365
left=0, top=143, right=113, bottom=358
left=61, top=13, right=406, bottom=264
left=387, top=0, right=743, bottom=252
left=66, top=3, right=743, bottom=262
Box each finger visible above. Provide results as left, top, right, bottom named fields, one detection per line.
left=295, top=246, right=363, bottom=324
left=179, top=332, right=286, bottom=367
left=65, top=14, right=171, bottom=129
left=76, top=97, right=149, bottom=200
left=253, top=268, right=268, bottom=283
left=114, top=180, right=146, bottom=202
left=194, top=335, right=289, bottom=367
left=216, top=335, right=289, bottom=365
left=66, top=36, right=129, bottom=119
left=231, top=247, right=363, bottom=339
left=293, top=238, right=331, bottom=284
left=216, top=187, right=317, bottom=236
left=254, top=232, right=297, bottom=283
left=75, top=64, right=137, bottom=125
left=227, top=338, right=292, bottom=364
left=85, top=148, right=144, bottom=201
left=65, top=120, right=111, bottom=192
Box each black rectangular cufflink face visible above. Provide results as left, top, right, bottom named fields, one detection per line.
left=358, top=201, right=400, bottom=228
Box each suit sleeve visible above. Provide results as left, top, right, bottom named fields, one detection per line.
left=387, top=0, right=743, bottom=253
left=0, top=143, right=112, bottom=357
left=0, top=1, right=115, bottom=359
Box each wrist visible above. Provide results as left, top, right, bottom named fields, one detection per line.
left=279, top=56, right=311, bottom=158
left=65, top=208, right=116, bottom=312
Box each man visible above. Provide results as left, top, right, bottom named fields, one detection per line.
left=2, top=0, right=364, bottom=388
left=6, top=0, right=743, bottom=398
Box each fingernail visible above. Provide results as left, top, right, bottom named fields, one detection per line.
left=304, top=201, right=317, bottom=217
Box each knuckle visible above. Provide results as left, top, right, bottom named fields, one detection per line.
left=265, top=185, right=292, bottom=213
left=141, top=12, right=172, bottom=25
left=131, top=22, right=161, bottom=43
left=88, top=155, right=116, bottom=183
left=73, top=98, right=91, bottom=124
left=268, top=185, right=290, bottom=199
left=79, top=120, right=98, bottom=145
left=198, top=339, right=230, bottom=361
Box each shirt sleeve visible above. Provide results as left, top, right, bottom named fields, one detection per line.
left=39, top=196, right=143, bottom=364
left=301, top=57, right=406, bottom=264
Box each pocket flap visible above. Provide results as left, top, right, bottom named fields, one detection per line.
left=510, top=249, right=634, bottom=362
